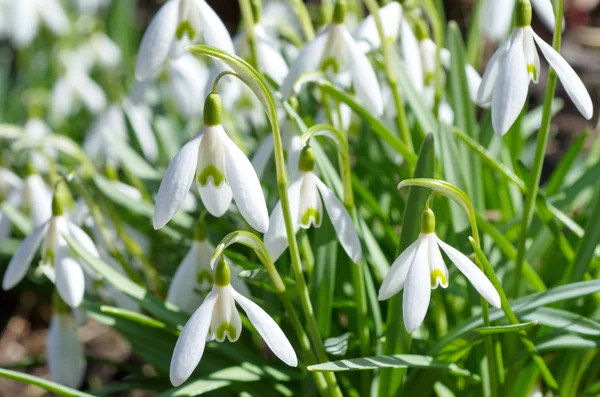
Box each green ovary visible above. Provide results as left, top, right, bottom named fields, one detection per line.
left=301, top=208, right=321, bottom=227
left=215, top=322, right=238, bottom=341
left=175, top=20, right=196, bottom=40
left=198, top=165, right=225, bottom=187
left=430, top=269, right=447, bottom=288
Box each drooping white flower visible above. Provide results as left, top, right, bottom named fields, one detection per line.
left=264, top=145, right=362, bottom=263
left=481, top=0, right=562, bottom=41
left=169, top=257, right=297, bottom=386
left=2, top=194, right=100, bottom=308
left=46, top=310, right=86, bottom=388
left=9, top=0, right=69, bottom=48
left=135, top=0, right=234, bottom=81
left=378, top=208, right=501, bottom=333
left=153, top=93, right=269, bottom=232
left=166, top=54, right=210, bottom=119
left=280, top=0, right=383, bottom=115
left=236, top=24, right=289, bottom=85
left=476, top=0, right=593, bottom=136
left=167, top=224, right=250, bottom=314
left=353, top=1, right=403, bottom=54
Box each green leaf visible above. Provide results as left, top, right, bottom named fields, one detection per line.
left=103, top=132, right=161, bottom=180
left=536, top=334, right=600, bottom=351
left=308, top=354, right=477, bottom=379
left=521, top=307, right=600, bottom=336
left=324, top=333, right=351, bottom=356
left=0, top=368, right=94, bottom=397
left=474, top=321, right=538, bottom=334
left=0, top=202, right=32, bottom=235
left=545, top=130, right=589, bottom=196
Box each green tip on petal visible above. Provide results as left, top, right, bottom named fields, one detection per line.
left=203, top=93, right=223, bottom=126
left=176, top=20, right=196, bottom=40
left=515, top=0, right=532, bottom=27
left=214, top=256, right=231, bottom=286
left=421, top=208, right=436, bottom=234
left=332, top=0, right=347, bottom=24
left=298, top=145, right=316, bottom=172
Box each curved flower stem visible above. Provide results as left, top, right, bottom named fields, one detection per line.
left=363, top=0, right=414, bottom=152
left=238, top=0, right=259, bottom=68
left=421, top=0, right=445, bottom=113
left=513, top=0, right=564, bottom=298
left=286, top=0, right=315, bottom=41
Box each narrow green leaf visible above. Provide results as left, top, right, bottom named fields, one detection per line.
left=0, top=369, right=94, bottom=397
left=324, top=333, right=352, bottom=356
left=103, top=132, right=160, bottom=179
left=546, top=131, right=589, bottom=196
left=474, top=321, right=538, bottom=335
left=522, top=307, right=600, bottom=336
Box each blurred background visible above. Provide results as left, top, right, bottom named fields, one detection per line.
left=1, top=1, right=599, bottom=396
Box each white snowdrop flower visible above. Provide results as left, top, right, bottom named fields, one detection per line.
left=87, top=32, right=122, bottom=69
left=477, top=0, right=593, bottom=136
left=378, top=208, right=501, bottom=333
left=23, top=118, right=56, bottom=172
left=236, top=24, right=289, bottom=85
left=135, top=0, right=234, bottom=81
left=153, top=93, right=269, bottom=232
left=9, top=0, right=69, bottom=48
left=281, top=0, right=383, bottom=115
left=167, top=223, right=250, bottom=314
left=2, top=194, right=100, bottom=308
left=481, top=0, right=562, bottom=41
left=47, top=301, right=86, bottom=388
left=169, top=257, right=297, bottom=386
left=166, top=54, right=210, bottom=119
left=0, top=168, right=24, bottom=242
left=51, top=64, right=106, bottom=120
left=353, top=1, right=403, bottom=54
left=264, top=145, right=361, bottom=263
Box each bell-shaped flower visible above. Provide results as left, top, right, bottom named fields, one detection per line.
left=135, top=0, right=234, bottom=81
left=170, top=257, right=297, bottom=386
left=477, top=0, right=593, bottom=136
left=2, top=193, right=100, bottom=308
left=0, top=170, right=52, bottom=243
left=378, top=208, right=501, bottom=333
left=280, top=0, right=383, bottom=115
left=154, top=93, right=269, bottom=232
left=481, top=0, right=562, bottom=42
left=9, top=0, right=69, bottom=48
left=353, top=1, right=403, bottom=54
left=264, top=145, right=361, bottom=263
left=167, top=223, right=250, bottom=314
left=47, top=296, right=86, bottom=388
left=236, top=24, right=289, bottom=85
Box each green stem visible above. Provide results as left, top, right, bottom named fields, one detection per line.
left=286, top=0, right=315, bottom=40
left=513, top=0, right=564, bottom=297
left=363, top=0, right=414, bottom=152
left=238, top=0, right=260, bottom=69
left=422, top=0, right=445, bottom=113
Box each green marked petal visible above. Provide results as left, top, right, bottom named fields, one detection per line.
left=215, top=322, right=239, bottom=341
left=176, top=20, right=196, bottom=40
left=301, top=208, right=321, bottom=227
left=198, top=165, right=225, bottom=187
left=430, top=268, right=448, bottom=288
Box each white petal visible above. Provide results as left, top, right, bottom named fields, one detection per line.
left=154, top=133, right=203, bottom=229
left=170, top=289, right=218, bottom=387
left=167, top=241, right=212, bottom=313
left=90, top=32, right=122, bottom=68
left=251, top=134, right=274, bottom=179
left=232, top=289, right=297, bottom=367
left=476, top=38, right=512, bottom=107
left=400, top=20, right=423, bottom=93
left=210, top=285, right=242, bottom=342
left=264, top=178, right=303, bottom=262
left=481, top=0, right=515, bottom=41
left=530, top=0, right=563, bottom=33
left=402, top=239, right=431, bottom=333
left=491, top=29, right=529, bottom=136
left=220, top=127, right=269, bottom=233
left=256, top=30, right=289, bottom=85
left=2, top=222, right=48, bottom=290
left=353, top=1, right=403, bottom=53
left=11, top=0, right=38, bottom=47
left=51, top=77, right=76, bottom=120
left=436, top=237, right=501, bottom=308
left=286, top=135, right=304, bottom=183
left=465, top=65, right=482, bottom=102
left=524, top=27, right=540, bottom=83
left=135, top=0, right=178, bottom=80
left=72, top=72, right=106, bottom=114
left=280, top=29, right=329, bottom=98
left=313, top=175, right=362, bottom=263
left=47, top=314, right=86, bottom=388
left=428, top=234, right=448, bottom=289
left=23, top=175, right=52, bottom=227
left=168, top=54, right=210, bottom=119
left=378, top=239, right=419, bottom=300
left=197, top=182, right=233, bottom=217
left=197, top=0, right=235, bottom=54
left=532, top=31, right=593, bottom=120
left=123, top=99, right=158, bottom=162
left=344, top=29, right=384, bottom=116
left=55, top=244, right=86, bottom=308
left=67, top=223, right=99, bottom=258
left=38, top=0, right=69, bottom=36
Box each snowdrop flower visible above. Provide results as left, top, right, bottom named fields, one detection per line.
left=264, top=145, right=361, bottom=263
left=85, top=32, right=122, bottom=69
left=2, top=193, right=100, bottom=308
left=353, top=1, right=403, bottom=54
left=166, top=54, right=210, bottom=119
left=477, top=0, right=593, bottom=136
left=9, top=0, right=69, bottom=48
left=154, top=93, right=269, bottom=232
left=22, top=118, right=56, bottom=172
left=481, top=0, right=561, bottom=42
left=378, top=208, right=501, bottom=333
left=135, top=0, right=234, bottom=81
left=167, top=222, right=250, bottom=314
left=0, top=170, right=52, bottom=243
left=281, top=0, right=383, bottom=115
left=47, top=296, right=86, bottom=388
left=170, top=257, right=297, bottom=386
